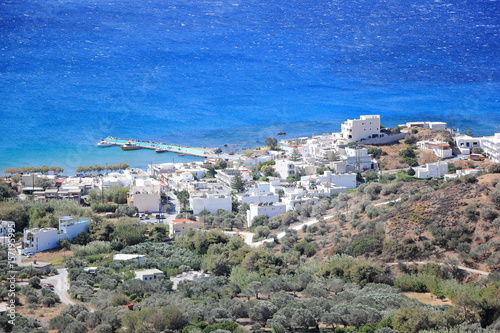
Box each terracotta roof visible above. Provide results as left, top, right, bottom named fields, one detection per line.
left=171, top=219, right=197, bottom=223
left=425, top=142, right=449, bottom=147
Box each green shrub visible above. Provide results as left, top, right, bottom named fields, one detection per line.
left=72, top=241, right=112, bottom=257
left=91, top=203, right=118, bottom=213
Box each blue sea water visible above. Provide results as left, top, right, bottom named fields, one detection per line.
left=0, top=0, right=499, bottom=174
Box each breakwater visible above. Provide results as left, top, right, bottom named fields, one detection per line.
left=103, top=137, right=220, bottom=158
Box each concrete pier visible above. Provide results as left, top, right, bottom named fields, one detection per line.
left=102, top=137, right=220, bottom=158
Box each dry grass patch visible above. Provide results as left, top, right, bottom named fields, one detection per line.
left=403, top=292, right=452, bottom=306
left=16, top=295, right=67, bottom=328
left=26, top=248, right=74, bottom=267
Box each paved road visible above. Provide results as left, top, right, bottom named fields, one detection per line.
left=226, top=198, right=401, bottom=247
left=41, top=268, right=75, bottom=305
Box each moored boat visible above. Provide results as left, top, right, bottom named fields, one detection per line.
left=96, top=140, right=112, bottom=147
left=178, top=153, right=185, bottom=156
left=121, top=142, right=140, bottom=150
left=155, top=148, right=168, bottom=153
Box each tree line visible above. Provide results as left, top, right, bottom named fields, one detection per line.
left=76, top=163, right=130, bottom=173
left=3, top=165, right=64, bottom=175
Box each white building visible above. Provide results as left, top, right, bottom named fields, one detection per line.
left=456, top=168, right=481, bottom=177
left=149, top=162, right=177, bottom=178
left=170, top=219, right=199, bottom=237
left=190, top=194, right=232, bottom=215
left=170, top=271, right=211, bottom=290
left=247, top=202, right=286, bottom=228
left=453, top=133, right=499, bottom=162
left=168, top=171, right=195, bottom=192
left=174, top=163, right=208, bottom=180
left=401, top=121, right=447, bottom=131
left=481, top=133, right=500, bottom=163
left=135, top=269, right=165, bottom=282
left=300, top=171, right=357, bottom=189
left=417, top=141, right=453, bottom=159
left=454, top=135, right=482, bottom=153
left=237, top=192, right=279, bottom=205
left=274, top=160, right=316, bottom=179
left=58, top=176, right=95, bottom=194
left=282, top=194, right=319, bottom=211
left=341, top=115, right=381, bottom=142
left=316, top=182, right=348, bottom=195
left=113, top=254, right=145, bottom=262
left=127, top=178, right=162, bottom=213
left=274, top=160, right=298, bottom=178
left=242, top=155, right=274, bottom=168
left=414, top=161, right=449, bottom=179
left=22, top=216, right=90, bottom=254
left=340, top=147, right=376, bottom=172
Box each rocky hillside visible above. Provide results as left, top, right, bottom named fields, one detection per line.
left=295, top=173, right=500, bottom=273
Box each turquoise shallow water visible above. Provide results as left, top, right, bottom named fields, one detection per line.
left=0, top=0, right=498, bottom=175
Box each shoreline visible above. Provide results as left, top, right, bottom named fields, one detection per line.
left=2, top=120, right=498, bottom=177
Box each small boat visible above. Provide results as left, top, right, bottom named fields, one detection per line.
left=121, top=142, right=140, bottom=150
left=277, top=131, right=286, bottom=136
left=155, top=148, right=168, bottom=153
left=228, top=152, right=234, bottom=155
left=178, top=153, right=185, bottom=156
left=96, top=140, right=112, bottom=147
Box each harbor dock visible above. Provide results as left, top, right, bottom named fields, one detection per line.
left=102, top=137, right=221, bottom=158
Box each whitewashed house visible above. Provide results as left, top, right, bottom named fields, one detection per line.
left=22, top=216, right=90, bottom=254
left=417, top=140, right=453, bottom=159
left=237, top=192, right=280, bottom=205
left=340, top=147, right=377, bottom=172
left=454, top=135, right=482, bottom=154
left=341, top=115, right=381, bottom=142
left=135, top=269, right=164, bottom=282
left=190, top=194, right=232, bottom=215
left=282, top=194, right=319, bottom=211
left=242, top=155, right=274, bottom=168
left=170, top=219, right=199, bottom=237
left=247, top=202, right=287, bottom=228
left=274, top=160, right=316, bottom=179
left=113, top=254, right=146, bottom=262
left=414, top=161, right=449, bottom=179
left=481, top=133, right=500, bottom=163
left=170, top=271, right=211, bottom=290
left=300, top=171, right=357, bottom=189
left=127, top=178, right=162, bottom=213
left=456, top=168, right=481, bottom=177
left=401, top=121, right=447, bottom=131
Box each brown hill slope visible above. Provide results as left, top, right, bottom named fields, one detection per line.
left=310, top=174, right=500, bottom=273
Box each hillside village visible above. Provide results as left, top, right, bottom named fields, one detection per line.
left=1, top=115, right=500, bottom=333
